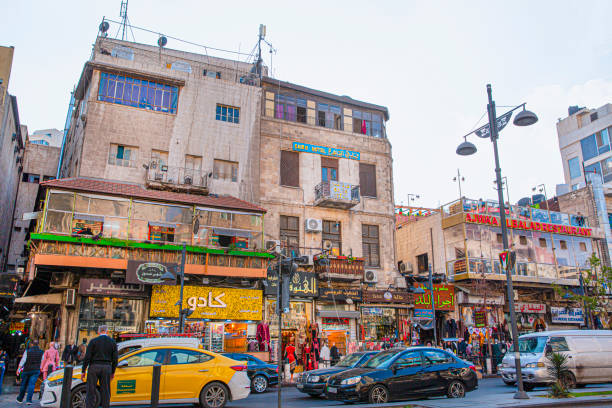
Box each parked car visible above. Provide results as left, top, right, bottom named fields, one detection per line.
left=499, top=330, right=612, bottom=390
left=40, top=346, right=250, bottom=408
left=296, top=351, right=378, bottom=397
left=326, top=347, right=478, bottom=404
left=222, top=352, right=279, bottom=393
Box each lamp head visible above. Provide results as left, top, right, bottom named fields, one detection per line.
left=456, top=140, right=477, bottom=156
left=513, top=108, right=538, bottom=127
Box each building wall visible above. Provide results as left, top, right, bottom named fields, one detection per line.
left=0, top=46, right=14, bottom=106
left=7, top=141, right=60, bottom=271
left=29, top=128, right=63, bottom=148
left=395, top=213, right=446, bottom=276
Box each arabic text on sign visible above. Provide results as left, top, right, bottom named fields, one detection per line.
left=413, top=284, right=455, bottom=310
left=292, top=142, right=360, bottom=161
left=465, top=213, right=592, bottom=237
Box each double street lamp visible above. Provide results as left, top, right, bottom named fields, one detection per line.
left=456, top=84, right=538, bottom=399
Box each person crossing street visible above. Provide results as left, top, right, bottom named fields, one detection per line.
left=81, top=325, right=118, bottom=408
left=16, top=339, right=43, bottom=405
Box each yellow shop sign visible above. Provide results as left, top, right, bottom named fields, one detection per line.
left=149, top=285, right=262, bottom=321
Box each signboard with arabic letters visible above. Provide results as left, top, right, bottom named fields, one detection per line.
left=551, top=307, right=584, bottom=324
left=292, top=142, right=360, bottom=161
left=264, top=270, right=317, bottom=297
left=78, top=278, right=147, bottom=298
left=515, top=302, right=546, bottom=314
left=413, top=284, right=455, bottom=311
left=150, top=285, right=263, bottom=321
left=318, top=287, right=362, bottom=302
left=126, top=260, right=177, bottom=285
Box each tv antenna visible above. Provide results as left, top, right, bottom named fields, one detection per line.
left=118, top=0, right=135, bottom=41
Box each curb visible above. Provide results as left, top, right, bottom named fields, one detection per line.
left=499, top=396, right=612, bottom=408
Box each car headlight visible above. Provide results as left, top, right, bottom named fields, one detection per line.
left=524, top=362, right=545, bottom=368
left=308, top=375, right=320, bottom=383
left=340, top=376, right=361, bottom=385
left=47, top=378, right=63, bottom=387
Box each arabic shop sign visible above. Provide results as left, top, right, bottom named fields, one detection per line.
left=292, top=142, right=360, bottom=161
left=515, top=302, right=546, bottom=314
left=474, top=310, right=486, bottom=327
left=78, top=278, right=146, bottom=297
left=465, top=213, right=592, bottom=237
left=413, top=309, right=434, bottom=320
left=321, top=317, right=350, bottom=330
left=264, top=270, right=317, bottom=297
left=150, top=285, right=263, bottom=321
left=551, top=307, right=584, bottom=324
left=126, top=260, right=177, bottom=285
left=363, top=289, right=412, bottom=304
left=318, top=287, right=362, bottom=302
left=413, top=284, right=455, bottom=311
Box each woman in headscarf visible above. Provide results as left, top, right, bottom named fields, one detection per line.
left=41, top=341, right=60, bottom=380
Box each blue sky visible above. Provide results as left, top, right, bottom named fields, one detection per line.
left=2, top=0, right=611, bottom=207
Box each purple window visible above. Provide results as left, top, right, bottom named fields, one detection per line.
left=162, top=91, right=170, bottom=109
left=275, top=104, right=284, bottom=119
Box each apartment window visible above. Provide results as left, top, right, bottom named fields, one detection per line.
left=596, top=128, right=610, bottom=154
left=275, top=94, right=306, bottom=123
left=572, top=183, right=579, bottom=191
left=362, top=225, right=380, bottom=267
left=213, top=159, right=238, bottom=182
left=98, top=72, right=178, bottom=114
left=42, top=175, right=55, bottom=182
left=31, top=140, right=49, bottom=146
left=591, top=112, right=599, bottom=122
left=579, top=242, right=587, bottom=251
left=151, top=150, right=168, bottom=168
left=316, top=103, right=342, bottom=130
left=568, top=157, right=581, bottom=179
left=496, top=233, right=503, bottom=244
left=560, top=240, right=568, bottom=250
left=353, top=110, right=383, bottom=138
left=280, top=215, right=299, bottom=256
left=539, top=238, right=547, bottom=248
left=203, top=69, right=221, bottom=79
left=416, top=253, right=428, bottom=273
left=581, top=134, right=598, bottom=161
left=322, top=220, right=341, bottom=255
left=359, top=163, right=377, bottom=198
left=519, top=235, right=527, bottom=245
left=215, top=104, right=240, bottom=124
left=584, top=162, right=601, bottom=176
left=280, top=151, right=299, bottom=187
left=22, top=173, right=40, bottom=183
left=321, top=157, right=338, bottom=182
left=108, top=144, right=137, bottom=167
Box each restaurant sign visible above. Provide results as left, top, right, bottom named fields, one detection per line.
left=318, top=287, right=362, bottom=302
left=413, top=309, right=434, bottom=320
left=515, top=302, right=546, bottom=314
left=292, top=142, right=360, bottom=161
left=465, top=213, right=592, bottom=237
left=363, top=289, right=412, bottom=304
left=413, top=283, right=455, bottom=311
left=551, top=307, right=584, bottom=324
left=78, top=278, right=146, bottom=298
left=264, top=270, right=317, bottom=297
left=150, top=285, right=262, bottom=321
left=126, top=260, right=177, bottom=285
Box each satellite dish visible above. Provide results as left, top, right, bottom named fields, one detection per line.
left=99, top=21, right=110, bottom=33
left=158, top=36, right=168, bottom=47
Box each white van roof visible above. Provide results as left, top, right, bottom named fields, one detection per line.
left=520, top=330, right=612, bottom=338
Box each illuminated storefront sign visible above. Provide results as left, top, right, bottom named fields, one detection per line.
left=150, top=285, right=263, bottom=321
left=292, top=142, right=360, bottom=160
left=465, top=213, right=592, bottom=237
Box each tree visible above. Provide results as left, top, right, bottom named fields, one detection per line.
left=546, top=351, right=571, bottom=398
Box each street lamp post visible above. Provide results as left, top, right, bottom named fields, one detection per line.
left=178, top=242, right=187, bottom=333
left=457, top=84, right=538, bottom=399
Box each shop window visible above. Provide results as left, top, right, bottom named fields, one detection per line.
left=560, top=240, right=568, bottom=250
left=496, top=233, right=503, bottom=244
left=167, top=349, right=213, bottom=364
left=519, top=235, right=527, bottom=245
left=148, top=223, right=176, bottom=242
left=98, top=72, right=178, bottom=114
left=108, top=144, right=137, bottom=167
left=362, top=224, right=380, bottom=267
left=72, top=214, right=104, bottom=236
left=213, top=159, right=238, bottom=182
left=321, top=157, right=338, bottom=182
left=280, top=151, right=299, bottom=187
left=215, top=104, right=240, bottom=124
left=359, top=163, right=377, bottom=198
left=323, top=220, right=342, bottom=255
left=422, top=350, right=454, bottom=365
left=416, top=253, right=428, bottom=273
left=125, top=349, right=167, bottom=366
left=280, top=215, right=299, bottom=256
left=22, top=173, right=40, bottom=183
left=539, top=238, right=547, bottom=248
left=579, top=242, right=587, bottom=251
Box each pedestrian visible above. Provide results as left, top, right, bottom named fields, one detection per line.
left=330, top=343, right=340, bottom=365
left=41, top=341, right=60, bottom=380
left=81, top=325, right=118, bottom=408
left=319, top=341, right=330, bottom=368
left=77, top=338, right=88, bottom=363
left=0, top=347, right=7, bottom=395
left=62, top=343, right=74, bottom=365
left=16, top=338, right=43, bottom=405
left=458, top=339, right=467, bottom=357
left=283, top=342, right=296, bottom=382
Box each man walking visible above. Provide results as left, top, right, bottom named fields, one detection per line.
left=81, top=326, right=118, bottom=408
left=16, top=339, right=43, bottom=405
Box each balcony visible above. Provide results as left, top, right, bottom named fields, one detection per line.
left=145, top=161, right=209, bottom=195
left=314, top=181, right=360, bottom=209
left=314, top=255, right=364, bottom=281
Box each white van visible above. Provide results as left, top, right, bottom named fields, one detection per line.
left=117, top=336, right=202, bottom=356
left=499, top=330, right=612, bottom=390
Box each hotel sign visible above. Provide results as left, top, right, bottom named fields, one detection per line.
left=292, top=142, right=360, bottom=160
left=465, top=213, right=592, bottom=237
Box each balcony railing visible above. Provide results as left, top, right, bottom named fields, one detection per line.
left=314, top=181, right=360, bottom=209
left=314, top=255, right=364, bottom=281
left=146, top=161, right=210, bottom=194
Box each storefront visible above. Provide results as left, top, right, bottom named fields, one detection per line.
left=550, top=306, right=585, bottom=329
left=412, top=283, right=456, bottom=344
left=148, top=284, right=263, bottom=353
left=456, top=290, right=507, bottom=342
left=513, top=302, right=548, bottom=333
left=316, top=287, right=362, bottom=356
left=360, top=289, right=412, bottom=347
left=77, top=278, right=148, bottom=341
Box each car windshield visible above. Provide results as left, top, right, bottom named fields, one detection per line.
left=336, top=353, right=363, bottom=367
left=509, top=337, right=547, bottom=353
left=362, top=351, right=397, bottom=368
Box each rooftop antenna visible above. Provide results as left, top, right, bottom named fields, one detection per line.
left=117, top=0, right=135, bottom=41
left=256, top=24, right=266, bottom=79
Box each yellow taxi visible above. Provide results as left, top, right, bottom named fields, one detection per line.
left=40, top=346, right=250, bottom=408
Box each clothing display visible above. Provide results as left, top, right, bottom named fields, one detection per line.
left=256, top=322, right=270, bottom=352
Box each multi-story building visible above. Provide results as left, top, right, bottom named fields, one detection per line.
left=28, top=128, right=63, bottom=148
left=6, top=131, right=60, bottom=273
left=0, top=45, right=24, bottom=272
left=259, top=78, right=404, bottom=351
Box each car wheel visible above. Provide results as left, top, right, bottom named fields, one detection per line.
left=447, top=380, right=466, bottom=398
left=522, top=383, right=535, bottom=391
left=561, top=371, right=576, bottom=389
left=503, top=380, right=516, bottom=386
left=200, top=382, right=229, bottom=408
left=70, top=385, right=99, bottom=408
left=251, top=375, right=268, bottom=393
left=368, top=384, right=389, bottom=404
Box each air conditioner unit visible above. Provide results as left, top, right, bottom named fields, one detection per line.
left=395, top=276, right=407, bottom=288
left=364, top=270, right=378, bottom=284
left=265, top=240, right=281, bottom=254
left=50, top=272, right=71, bottom=288
left=65, top=288, right=76, bottom=307
left=305, top=218, right=322, bottom=232
left=404, top=261, right=413, bottom=273
left=184, top=175, right=193, bottom=185
left=305, top=254, right=315, bottom=265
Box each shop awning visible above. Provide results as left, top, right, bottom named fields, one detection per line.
left=213, top=228, right=253, bottom=238
left=148, top=221, right=177, bottom=228
left=14, top=293, right=63, bottom=305
left=317, top=310, right=361, bottom=319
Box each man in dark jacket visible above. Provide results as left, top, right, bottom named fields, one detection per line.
left=16, top=339, right=43, bottom=404
left=330, top=343, right=340, bottom=365
left=81, top=325, right=118, bottom=408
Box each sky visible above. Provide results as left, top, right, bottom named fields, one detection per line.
left=2, top=0, right=612, bottom=208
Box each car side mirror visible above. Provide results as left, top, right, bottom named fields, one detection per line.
left=117, top=360, right=129, bottom=368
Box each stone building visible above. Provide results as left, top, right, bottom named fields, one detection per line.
left=28, top=128, right=63, bottom=148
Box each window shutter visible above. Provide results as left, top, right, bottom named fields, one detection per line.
left=359, top=163, right=377, bottom=197
left=321, top=157, right=338, bottom=169
left=280, top=151, right=299, bottom=187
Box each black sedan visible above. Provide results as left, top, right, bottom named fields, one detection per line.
left=326, top=347, right=478, bottom=404
left=296, top=351, right=378, bottom=397
left=222, top=353, right=279, bottom=393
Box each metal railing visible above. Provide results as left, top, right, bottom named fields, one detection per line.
left=314, top=181, right=360, bottom=203
left=146, top=160, right=210, bottom=190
